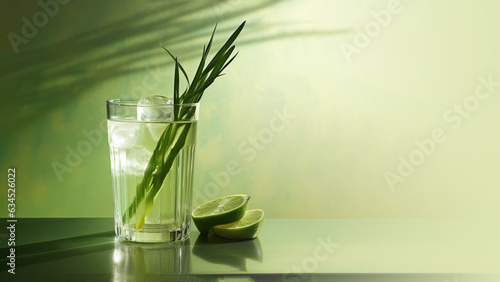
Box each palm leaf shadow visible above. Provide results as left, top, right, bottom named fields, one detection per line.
left=0, top=0, right=348, bottom=132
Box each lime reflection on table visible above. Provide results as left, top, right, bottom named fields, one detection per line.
left=193, top=233, right=263, bottom=272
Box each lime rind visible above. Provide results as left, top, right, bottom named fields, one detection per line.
left=192, top=194, right=250, bottom=234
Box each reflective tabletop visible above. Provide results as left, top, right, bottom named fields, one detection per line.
left=1, top=218, right=499, bottom=281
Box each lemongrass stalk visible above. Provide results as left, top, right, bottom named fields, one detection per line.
left=121, top=22, right=245, bottom=230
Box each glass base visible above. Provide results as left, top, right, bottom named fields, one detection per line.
left=115, top=223, right=190, bottom=243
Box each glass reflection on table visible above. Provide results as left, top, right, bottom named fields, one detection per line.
left=112, top=238, right=191, bottom=280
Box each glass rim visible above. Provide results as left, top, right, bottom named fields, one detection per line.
left=106, top=98, right=199, bottom=107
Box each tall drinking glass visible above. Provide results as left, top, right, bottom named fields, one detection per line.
left=107, top=98, right=199, bottom=243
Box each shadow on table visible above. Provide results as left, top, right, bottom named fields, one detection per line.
left=192, top=233, right=263, bottom=272
left=0, top=231, right=116, bottom=271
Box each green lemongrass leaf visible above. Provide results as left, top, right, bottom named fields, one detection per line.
left=174, top=58, right=180, bottom=119
left=206, top=46, right=235, bottom=85
left=205, top=22, right=217, bottom=56
left=187, top=50, right=234, bottom=102
left=185, top=73, right=220, bottom=103
left=189, top=23, right=217, bottom=89
left=193, top=45, right=235, bottom=99
left=123, top=121, right=175, bottom=221
left=204, top=21, right=245, bottom=72
left=141, top=123, right=192, bottom=206
left=184, top=23, right=244, bottom=104
left=220, top=52, right=239, bottom=74
left=160, top=42, right=190, bottom=86
left=173, top=58, right=180, bottom=101
left=203, top=46, right=233, bottom=75
left=184, top=49, right=232, bottom=104
left=136, top=123, right=191, bottom=231
left=184, top=25, right=217, bottom=100
left=135, top=120, right=183, bottom=230
left=187, top=45, right=208, bottom=96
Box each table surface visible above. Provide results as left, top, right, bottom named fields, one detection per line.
left=1, top=218, right=499, bottom=281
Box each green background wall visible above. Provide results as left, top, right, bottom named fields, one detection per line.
left=1, top=0, right=499, bottom=219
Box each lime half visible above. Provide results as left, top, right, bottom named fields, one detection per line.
left=192, top=194, right=250, bottom=234
left=212, top=209, right=264, bottom=240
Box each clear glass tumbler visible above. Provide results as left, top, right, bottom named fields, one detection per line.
left=107, top=98, right=199, bottom=243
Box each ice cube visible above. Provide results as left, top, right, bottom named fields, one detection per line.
left=127, top=147, right=153, bottom=175
left=137, top=95, right=173, bottom=122
left=109, top=122, right=146, bottom=148
left=147, top=123, right=168, bottom=141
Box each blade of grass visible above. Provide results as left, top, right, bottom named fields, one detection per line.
left=184, top=48, right=234, bottom=104
left=191, top=23, right=217, bottom=84
left=204, top=21, right=245, bottom=72
left=220, top=52, right=239, bottom=74
left=174, top=58, right=180, bottom=119
left=160, top=43, right=190, bottom=86
left=187, top=45, right=208, bottom=96
left=207, top=46, right=235, bottom=81
left=191, top=46, right=235, bottom=103
left=185, top=24, right=217, bottom=101
left=183, top=23, right=244, bottom=104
